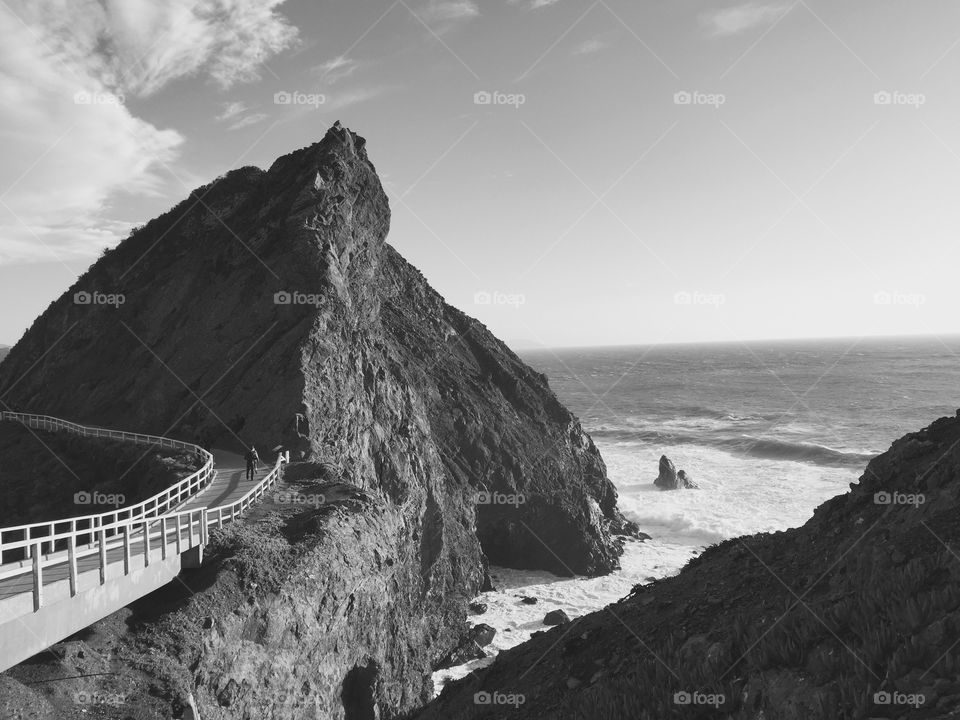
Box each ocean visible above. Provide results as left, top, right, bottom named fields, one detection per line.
left=433, top=335, right=960, bottom=691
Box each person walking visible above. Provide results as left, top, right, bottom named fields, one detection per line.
left=245, top=445, right=259, bottom=481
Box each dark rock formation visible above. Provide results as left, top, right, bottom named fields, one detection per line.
left=521, top=596, right=538, bottom=605
left=654, top=455, right=696, bottom=489
left=470, top=624, right=496, bottom=647
left=654, top=454, right=677, bottom=489
left=412, top=412, right=960, bottom=719
left=0, top=123, right=634, bottom=718
left=468, top=602, right=488, bottom=615
left=543, top=609, right=571, bottom=626
left=436, top=624, right=497, bottom=670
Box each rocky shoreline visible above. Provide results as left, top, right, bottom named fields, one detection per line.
left=414, top=411, right=960, bottom=719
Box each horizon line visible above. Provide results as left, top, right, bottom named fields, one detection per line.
left=513, top=330, right=960, bottom=354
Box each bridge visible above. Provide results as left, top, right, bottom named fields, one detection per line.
left=0, top=412, right=284, bottom=673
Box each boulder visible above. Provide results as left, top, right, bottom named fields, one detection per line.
left=469, top=601, right=488, bottom=615
left=544, top=609, right=571, bottom=626
left=435, top=624, right=497, bottom=669
left=521, top=596, right=538, bottom=605
left=470, top=623, right=496, bottom=647
left=677, top=470, right=698, bottom=489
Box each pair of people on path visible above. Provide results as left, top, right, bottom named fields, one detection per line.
left=245, top=446, right=260, bottom=480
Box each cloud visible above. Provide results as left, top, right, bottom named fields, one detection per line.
left=573, top=37, right=610, bottom=55
left=313, top=55, right=362, bottom=85
left=325, top=86, right=394, bottom=112
left=417, top=0, right=479, bottom=31
left=217, top=101, right=249, bottom=121
left=102, top=0, right=299, bottom=95
left=0, top=0, right=296, bottom=265
left=700, top=2, right=791, bottom=36
left=216, top=101, right=268, bottom=130
left=508, top=0, right=562, bottom=10
left=227, top=112, right=269, bottom=130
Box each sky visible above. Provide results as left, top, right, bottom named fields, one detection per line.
left=1, top=0, right=960, bottom=349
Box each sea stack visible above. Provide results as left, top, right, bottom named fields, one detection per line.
left=654, top=455, right=696, bottom=489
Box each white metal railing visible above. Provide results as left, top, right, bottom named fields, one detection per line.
left=205, top=455, right=283, bottom=530
left=0, top=412, right=214, bottom=560
left=0, top=412, right=283, bottom=615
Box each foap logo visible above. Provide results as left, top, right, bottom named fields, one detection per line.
left=74, top=691, right=125, bottom=706
left=674, top=90, right=726, bottom=108
left=873, top=690, right=926, bottom=708
left=74, top=491, right=125, bottom=507
left=473, top=290, right=526, bottom=308
left=74, top=90, right=125, bottom=106
left=274, top=491, right=326, bottom=507
left=874, top=491, right=925, bottom=508
left=874, top=91, right=926, bottom=109
left=274, top=91, right=326, bottom=108
left=74, top=290, right=125, bottom=307
left=474, top=90, right=526, bottom=108
left=674, top=291, right=725, bottom=308
left=873, top=290, right=926, bottom=308
left=274, top=291, right=322, bottom=307
left=673, top=690, right=726, bottom=708
left=476, top=490, right=526, bottom=507
left=473, top=691, right=526, bottom=707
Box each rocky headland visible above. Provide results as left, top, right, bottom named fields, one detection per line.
left=0, top=123, right=637, bottom=719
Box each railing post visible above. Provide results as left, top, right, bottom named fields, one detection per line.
left=176, top=514, right=183, bottom=554
left=143, top=520, right=151, bottom=567
left=123, top=526, right=131, bottom=575
left=31, top=543, right=42, bottom=611
left=67, top=534, right=78, bottom=596
left=160, top=517, right=167, bottom=560
left=201, top=509, right=208, bottom=546
left=98, top=529, right=107, bottom=584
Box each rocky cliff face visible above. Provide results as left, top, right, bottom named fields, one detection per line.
left=0, top=123, right=635, bottom=717
left=415, top=412, right=960, bottom=719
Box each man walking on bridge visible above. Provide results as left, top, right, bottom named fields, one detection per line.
left=245, top=445, right=260, bottom=481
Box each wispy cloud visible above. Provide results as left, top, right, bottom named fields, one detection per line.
left=313, top=55, right=362, bottom=84
left=106, top=0, right=299, bottom=94
left=0, top=0, right=297, bottom=265
left=227, top=112, right=269, bottom=130
left=508, top=0, right=562, bottom=10
left=217, top=101, right=249, bottom=121
left=417, top=0, right=479, bottom=32
left=325, top=86, right=395, bottom=112
left=573, top=36, right=610, bottom=56
left=700, top=2, right=791, bottom=36
left=216, top=101, right=268, bottom=130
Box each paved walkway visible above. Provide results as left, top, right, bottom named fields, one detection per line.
left=0, top=448, right=272, bottom=600
left=180, top=449, right=271, bottom=510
